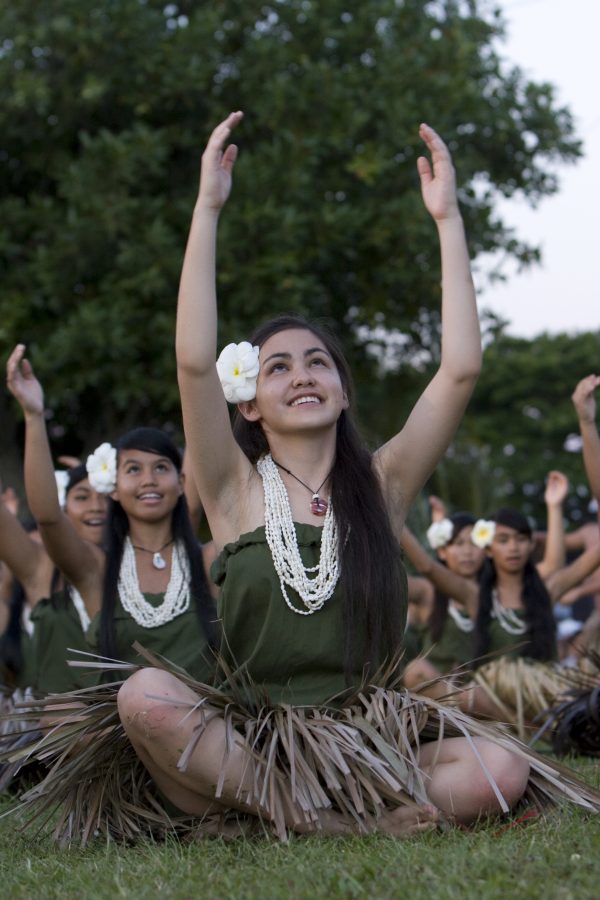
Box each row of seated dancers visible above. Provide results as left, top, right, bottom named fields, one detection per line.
left=0, top=113, right=599, bottom=839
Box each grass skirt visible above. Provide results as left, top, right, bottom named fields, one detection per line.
left=1, top=646, right=600, bottom=845
left=472, top=657, right=597, bottom=742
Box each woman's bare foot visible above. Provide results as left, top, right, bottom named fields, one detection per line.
left=377, top=803, right=440, bottom=837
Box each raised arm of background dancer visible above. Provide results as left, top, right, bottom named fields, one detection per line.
left=181, top=446, right=203, bottom=535
left=6, top=345, right=103, bottom=611
left=176, top=112, right=251, bottom=535
left=536, top=470, right=568, bottom=580
left=559, top=568, right=600, bottom=608
left=572, top=375, right=600, bottom=500
left=546, top=521, right=600, bottom=602
left=0, top=495, right=46, bottom=592
left=428, top=495, right=448, bottom=523
left=400, top=526, right=479, bottom=617
left=376, top=124, right=481, bottom=511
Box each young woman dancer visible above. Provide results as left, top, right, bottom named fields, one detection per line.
left=402, top=471, right=569, bottom=690
left=468, top=508, right=600, bottom=736
left=108, top=111, right=600, bottom=838
left=0, top=464, right=107, bottom=694
left=6, top=347, right=217, bottom=682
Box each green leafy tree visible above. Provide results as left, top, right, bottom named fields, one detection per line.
left=0, top=0, right=581, bottom=472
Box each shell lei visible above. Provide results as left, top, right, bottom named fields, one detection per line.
left=118, top=537, right=191, bottom=628
left=257, top=453, right=339, bottom=615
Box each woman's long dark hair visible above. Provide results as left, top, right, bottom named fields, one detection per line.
left=98, top=428, right=217, bottom=659
left=428, top=512, right=477, bottom=643
left=474, top=508, right=556, bottom=662
left=232, top=314, right=407, bottom=681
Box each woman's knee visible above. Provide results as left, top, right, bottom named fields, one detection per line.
left=117, top=667, right=185, bottom=735
left=475, top=741, right=530, bottom=810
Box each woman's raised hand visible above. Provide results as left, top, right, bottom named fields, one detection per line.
left=417, top=124, right=460, bottom=223
left=196, top=111, right=244, bottom=212
left=544, top=470, right=569, bottom=507
left=6, top=344, right=45, bottom=416
left=572, top=374, right=600, bottom=424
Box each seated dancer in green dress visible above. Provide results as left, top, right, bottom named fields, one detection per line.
left=0, top=466, right=107, bottom=696
left=468, top=507, right=600, bottom=738
left=8, top=114, right=600, bottom=842
left=401, top=472, right=570, bottom=696
left=5, top=346, right=217, bottom=684
left=111, top=112, right=600, bottom=838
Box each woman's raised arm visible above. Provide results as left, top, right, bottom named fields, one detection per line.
left=572, top=375, right=600, bottom=501
left=376, top=125, right=481, bottom=515
left=176, top=112, right=252, bottom=537
left=6, top=344, right=103, bottom=611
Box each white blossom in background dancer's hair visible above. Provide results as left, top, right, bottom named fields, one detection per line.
left=86, top=442, right=117, bottom=494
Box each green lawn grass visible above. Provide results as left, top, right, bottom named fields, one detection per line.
left=1, top=759, right=599, bottom=900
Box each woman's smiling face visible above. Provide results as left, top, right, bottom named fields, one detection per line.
left=112, top=449, right=183, bottom=522
left=242, top=328, right=349, bottom=435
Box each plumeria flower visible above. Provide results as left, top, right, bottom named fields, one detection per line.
left=471, top=519, right=496, bottom=549
left=426, top=518, right=454, bottom=550
left=86, top=442, right=117, bottom=494
left=216, top=342, right=260, bottom=404
left=55, top=470, right=69, bottom=509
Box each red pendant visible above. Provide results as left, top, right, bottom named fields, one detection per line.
left=311, top=495, right=328, bottom=516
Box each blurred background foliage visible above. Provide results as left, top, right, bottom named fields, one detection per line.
left=0, top=0, right=596, bottom=524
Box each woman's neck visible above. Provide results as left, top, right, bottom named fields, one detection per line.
left=265, top=431, right=336, bottom=488
left=127, top=518, right=174, bottom=551
left=494, top=571, right=525, bottom=608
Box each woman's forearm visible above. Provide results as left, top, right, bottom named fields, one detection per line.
left=437, top=216, right=481, bottom=383
left=23, top=411, right=62, bottom=524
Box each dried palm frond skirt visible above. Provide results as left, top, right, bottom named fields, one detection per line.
left=0, top=688, right=45, bottom=792
left=1, top=647, right=600, bottom=846
left=472, top=657, right=598, bottom=742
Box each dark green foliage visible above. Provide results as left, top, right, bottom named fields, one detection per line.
left=431, top=329, right=600, bottom=524
left=0, top=0, right=581, bottom=461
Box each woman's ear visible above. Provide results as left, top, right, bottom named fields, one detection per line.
left=237, top=400, right=261, bottom=422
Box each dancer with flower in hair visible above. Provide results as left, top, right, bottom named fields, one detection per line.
left=0, top=455, right=107, bottom=697
left=401, top=472, right=569, bottom=694
left=448, top=508, right=600, bottom=738
left=5, top=345, right=217, bottom=683
left=100, top=111, right=600, bottom=840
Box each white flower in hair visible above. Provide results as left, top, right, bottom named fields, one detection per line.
left=55, top=470, right=69, bottom=509
left=86, top=442, right=117, bottom=493
left=471, top=519, right=496, bottom=549
left=426, top=518, right=454, bottom=549
left=216, top=341, right=260, bottom=403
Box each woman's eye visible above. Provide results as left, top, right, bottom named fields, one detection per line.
left=310, top=357, right=326, bottom=366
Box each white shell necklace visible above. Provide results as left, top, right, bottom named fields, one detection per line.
left=491, top=589, right=527, bottom=635
left=447, top=600, right=474, bottom=633
left=118, top=536, right=191, bottom=628
left=257, top=453, right=340, bottom=615
left=70, top=587, right=91, bottom=631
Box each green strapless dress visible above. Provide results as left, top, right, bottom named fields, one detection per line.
left=30, top=589, right=98, bottom=694
left=86, top=592, right=216, bottom=683
left=422, top=609, right=474, bottom=674
left=211, top=524, right=407, bottom=706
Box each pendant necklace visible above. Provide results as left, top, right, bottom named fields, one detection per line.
left=130, top=538, right=174, bottom=570
left=270, top=457, right=331, bottom=516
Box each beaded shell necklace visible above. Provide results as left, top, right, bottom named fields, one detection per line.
left=257, top=453, right=340, bottom=615
left=491, top=589, right=527, bottom=635
left=118, top=536, right=191, bottom=628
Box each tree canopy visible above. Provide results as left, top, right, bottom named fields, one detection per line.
left=0, top=0, right=582, bottom=466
